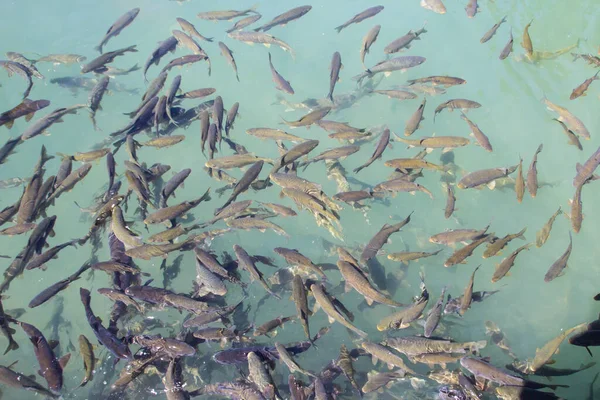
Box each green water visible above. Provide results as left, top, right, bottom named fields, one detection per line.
left=1, top=0, right=599, bottom=398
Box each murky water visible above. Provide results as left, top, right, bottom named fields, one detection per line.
left=1, top=0, right=599, bottom=399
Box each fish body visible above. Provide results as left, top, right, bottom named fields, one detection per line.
left=521, top=20, right=534, bottom=56
left=543, top=97, right=590, bottom=140
left=434, top=99, right=481, bottom=121
left=361, top=342, right=416, bottom=374
left=198, top=6, right=258, bottom=21
left=219, top=42, right=240, bottom=82
left=499, top=30, right=514, bottom=60
left=444, top=233, right=493, bottom=267
left=483, top=227, right=527, bottom=258
left=96, top=8, right=140, bottom=53
left=492, top=243, right=531, bottom=282
left=544, top=232, right=573, bottom=282
left=335, top=6, right=384, bottom=33
left=82, top=45, right=138, bottom=73
left=570, top=70, right=599, bottom=99
left=143, top=36, right=177, bottom=80
left=387, top=249, right=442, bottom=263
left=536, top=207, right=562, bottom=247
left=176, top=17, right=212, bottom=42
left=461, top=113, right=492, bottom=151
left=405, top=98, right=426, bottom=136
left=0, top=98, right=49, bottom=129
left=268, top=52, right=294, bottom=94
left=457, top=166, right=516, bottom=189
left=338, top=260, right=403, bottom=306
left=360, top=25, right=381, bottom=67
left=526, top=144, right=543, bottom=197
left=227, top=14, right=262, bottom=33
left=424, top=287, right=446, bottom=337
left=421, top=0, right=446, bottom=14
left=384, top=25, right=427, bottom=54
left=361, top=212, right=412, bottom=263
left=377, top=285, right=429, bottom=330
left=353, top=56, right=426, bottom=82
left=387, top=336, right=486, bottom=356
left=362, top=370, right=406, bottom=393
left=311, top=283, right=367, bottom=338
left=255, top=5, right=312, bottom=32
left=228, top=31, right=295, bottom=57
left=354, top=128, right=389, bottom=173
left=481, top=16, right=507, bottom=43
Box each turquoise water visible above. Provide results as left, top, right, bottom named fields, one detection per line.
left=1, top=0, right=599, bottom=398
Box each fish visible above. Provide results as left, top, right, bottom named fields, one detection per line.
left=29, top=263, right=90, bottom=308
left=254, top=316, right=295, bottom=337
left=491, top=243, right=531, bottom=283
left=143, top=36, right=177, bottom=80
left=24, top=240, right=77, bottom=271
left=387, top=249, right=442, bottom=264
left=521, top=20, right=534, bottom=56
left=445, top=184, right=456, bottom=219
left=407, top=76, right=466, bottom=87
left=465, top=0, right=479, bottom=17
left=361, top=342, right=416, bottom=374
left=434, top=99, right=481, bottom=121
left=395, top=135, right=470, bottom=152
left=282, top=108, right=330, bottom=128
left=372, top=89, right=417, bottom=100
left=19, top=321, right=68, bottom=393
left=95, top=8, right=140, bottom=53
left=526, top=144, right=543, bottom=197
left=405, top=98, right=426, bottom=136
left=46, top=163, right=92, bottom=203
left=553, top=118, right=582, bottom=150
left=311, top=283, right=367, bottom=338
left=173, top=29, right=207, bottom=57
left=361, top=212, right=412, bottom=263
left=36, top=53, right=86, bottom=64
left=275, top=248, right=326, bottom=279
left=161, top=168, right=192, bottom=206
left=268, top=52, right=294, bottom=94
left=275, top=341, right=317, bottom=378
left=360, top=25, right=381, bottom=68
left=570, top=183, right=584, bottom=233
left=338, top=260, right=403, bottom=306
left=335, top=6, right=384, bottom=33
left=0, top=298, right=18, bottom=354
left=111, top=205, right=143, bottom=249
left=226, top=14, right=262, bottom=33
left=301, top=145, right=359, bottom=170
left=444, top=233, right=493, bottom=267
left=271, top=140, right=320, bottom=173
left=572, top=52, right=600, bottom=67
left=228, top=31, right=295, bottom=57
left=234, top=244, right=280, bottom=299
left=143, top=189, right=211, bottom=225
left=458, top=165, right=517, bottom=190
left=421, top=0, right=446, bottom=14
left=354, top=128, right=389, bottom=173
left=247, top=351, right=278, bottom=399
left=384, top=25, right=427, bottom=54
left=483, top=227, right=527, bottom=258
left=206, top=154, right=273, bottom=170
left=362, top=370, right=406, bottom=393
left=176, top=88, right=216, bottom=100
left=544, top=232, right=573, bottom=282
left=460, top=113, right=492, bottom=151
left=291, top=275, right=312, bottom=341
left=21, top=104, right=86, bottom=141
left=515, top=157, right=525, bottom=203
left=499, top=29, right=514, bottom=60
left=0, top=98, right=49, bottom=129
left=536, top=207, right=562, bottom=247
left=254, top=5, right=312, bottom=32
left=481, top=16, right=507, bottom=43
left=526, top=323, right=586, bottom=373
left=82, top=45, right=138, bottom=74
left=219, top=42, right=240, bottom=82
left=219, top=161, right=264, bottom=211
left=424, top=287, right=446, bottom=337
left=0, top=60, right=33, bottom=98
left=176, top=17, right=213, bottom=42
left=259, top=202, right=296, bottom=217
left=87, top=76, right=109, bottom=130
left=353, top=56, right=426, bottom=82
left=374, top=178, right=433, bottom=198
left=160, top=54, right=210, bottom=76
left=377, top=280, right=428, bottom=330
left=386, top=336, right=487, bottom=356
left=198, top=6, right=258, bottom=20
left=571, top=70, right=599, bottom=99
left=385, top=158, right=447, bottom=172
left=459, top=265, right=481, bottom=315
left=543, top=96, right=590, bottom=140
left=0, top=365, right=58, bottom=398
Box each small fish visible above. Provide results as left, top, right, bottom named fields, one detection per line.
left=219, top=42, right=240, bottom=82
left=553, top=118, right=582, bottom=150
left=82, top=45, right=138, bottom=74
left=268, top=52, right=294, bottom=94
left=198, top=6, right=258, bottom=21
left=571, top=70, right=600, bottom=100
left=228, top=31, right=295, bottom=57
left=361, top=212, right=412, bottom=263
left=384, top=25, right=427, bottom=54
left=434, top=99, right=481, bottom=121
left=424, top=287, right=446, bottom=337
left=458, top=165, right=517, bottom=190
left=36, top=53, right=86, bottom=64
left=226, top=14, right=262, bottom=33
left=311, top=283, right=367, bottom=337
left=335, top=6, right=384, bottom=33
left=483, top=227, right=527, bottom=258
left=544, top=232, right=573, bottom=282
left=176, top=17, right=213, bottom=42
left=354, top=128, right=389, bottom=173
left=327, top=52, right=342, bottom=102
left=0, top=61, right=33, bottom=98
left=536, top=207, right=562, bottom=247
left=570, top=183, right=584, bottom=233
left=377, top=280, right=428, bottom=330
left=526, top=144, right=543, bottom=197
left=95, top=8, right=140, bottom=53
left=254, top=5, right=312, bottom=32
left=143, top=36, right=177, bottom=80
left=254, top=315, right=295, bottom=337
left=445, top=184, right=456, bottom=219
left=444, top=234, right=493, bottom=267
left=360, top=25, right=381, bottom=68
left=521, top=19, right=534, bottom=56
left=160, top=54, right=210, bottom=76
left=338, top=260, right=404, bottom=306
left=491, top=243, right=531, bottom=283
left=460, top=113, right=492, bottom=152
left=465, top=0, right=479, bottom=18
left=481, top=16, right=507, bottom=43
left=362, top=341, right=416, bottom=374
left=353, top=56, right=426, bottom=83
left=0, top=98, right=50, bottom=129
left=515, top=157, right=525, bottom=203
left=405, top=98, right=426, bottom=136
left=387, top=249, right=442, bottom=264
left=282, top=108, right=330, bottom=128
left=362, top=370, right=406, bottom=394
left=527, top=323, right=586, bottom=372
left=499, top=30, right=514, bottom=60
left=407, top=76, right=466, bottom=87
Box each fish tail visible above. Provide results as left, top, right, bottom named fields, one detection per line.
left=94, top=44, right=103, bottom=54
left=334, top=25, right=344, bottom=34
left=3, top=339, right=19, bottom=355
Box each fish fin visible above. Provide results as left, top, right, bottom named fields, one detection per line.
left=59, top=353, right=71, bottom=369
left=384, top=72, right=392, bottom=77
left=487, top=181, right=496, bottom=190
left=365, top=297, right=374, bottom=306
left=327, top=316, right=335, bottom=324
left=5, top=120, right=14, bottom=129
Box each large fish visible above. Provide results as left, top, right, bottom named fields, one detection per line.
left=228, top=31, right=295, bottom=57
left=254, top=5, right=312, bottom=32
left=335, top=6, right=384, bottom=33
left=95, top=8, right=140, bottom=53
left=353, top=56, right=426, bottom=82
left=0, top=98, right=49, bottom=129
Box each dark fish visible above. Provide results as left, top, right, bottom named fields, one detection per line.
left=499, top=30, right=514, bottom=60
left=526, top=144, right=543, bottom=197
left=0, top=136, right=21, bottom=165
left=25, top=240, right=77, bottom=271
left=143, top=36, right=177, bottom=80
left=254, top=6, right=312, bottom=32
left=335, top=6, right=384, bottom=33
left=360, top=25, right=381, bottom=68
left=353, top=56, right=426, bottom=82
left=0, top=98, right=49, bottom=129
left=161, top=54, right=210, bottom=76
left=327, top=52, right=342, bottom=102
left=0, top=365, right=57, bottom=398
left=6, top=52, right=43, bottom=79
left=19, top=321, right=68, bottom=393
left=268, top=52, right=294, bottom=94
left=21, top=104, right=86, bottom=140
left=88, top=75, right=109, bottom=130
left=29, top=263, right=90, bottom=308
left=225, top=102, right=239, bottom=136
left=360, top=212, right=412, bottom=263
left=79, top=288, right=131, bottom=360
left=544, top=232, right=573, bottom=282
left=0, top=60, right=33, bottom=98
left=0, top=298, right=18, bottom=354
left=434, top=99, right=481, bottom=121
left=226, top=14, right=262, bottom=33
left=234, top=244, right=280, bottom=299
left=354, top=128, right=389, bottom=173
left=219, top=42, right=240, bottom=82
left=176, top=88, right=216, bottom=100
left=165, top=75, right=182, bottom=125
left=82, top=45, right=138, bottom=74
left=384, top=25, right=427, bottom=54
left=161, top=168, right=191, bottom=207
left=95, top=8, right=140, bottom=53
left=481, top=16, right=507, bottom=43
left=424, top=286, right=446, bottom=337
left=219, top=161, right=264, bottom=212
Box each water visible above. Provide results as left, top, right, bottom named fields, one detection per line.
left=0, top=0, right=599, bottom=398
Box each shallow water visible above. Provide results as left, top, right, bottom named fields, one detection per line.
left=1, top=0, right=600, bottom=399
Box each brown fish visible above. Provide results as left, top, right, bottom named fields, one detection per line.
left=268, top=52, right=294, bottom=94
left=483, top=227, right=527, bottom=258
left=515, top=157, right=525, bottom=203
left=219, top=42, right=240, bottom=82
left=481, top=16, right=507, bottom=43
left=0, top=98, right=49, bottom=129
left=354, top=128, right=389, bottom=173
left=434, top=99, right=481, bottom=121
left=570, top=70, right=599, bottom=100
left=526, top=144, right=543, bottom=197
left=521, top=20, right=534, bottom=56
left=445, top=184, right=456, bottom=219
left=553, top=118, right=582, bottom=150
left=536, top=207, right=562, bottom=247
left=176, top=17, right=213, bottom=42
left=570, top=183, right=584, bottom=233
left=335, top=6, right=384, bottom=33
left=405, top=98, right=426, bottom=136
left=460, top=113, right=492, bottom=152
left=544, top=232, right=572, bottom=282
left=444, top=233, right=493, bottom=267
left=491, top=243, right=531, bottom=282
